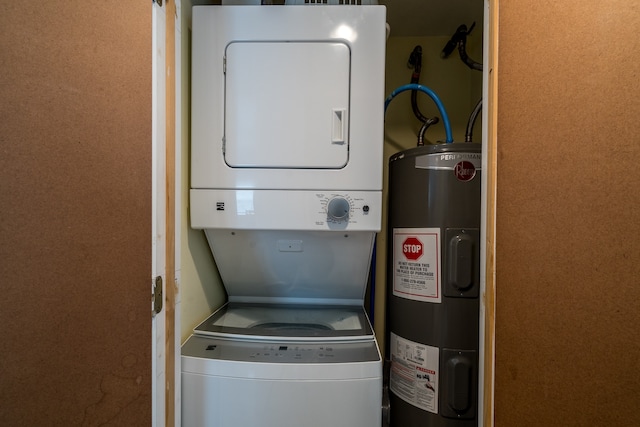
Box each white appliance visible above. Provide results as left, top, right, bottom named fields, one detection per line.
left=183, top=4, right=386, bottom=427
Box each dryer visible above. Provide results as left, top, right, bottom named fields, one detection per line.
left=183, top=5, right=387, bottom=427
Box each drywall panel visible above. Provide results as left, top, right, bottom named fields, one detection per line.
left=495, top=1, right=640, bottom=426
left=384, top=35, right=483, bottom=148
left=0, top=2, right=152, bottom=425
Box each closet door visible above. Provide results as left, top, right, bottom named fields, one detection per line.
left=0, top=2, right=152, bottom=425
left=495, top=1, right=640, bottom=426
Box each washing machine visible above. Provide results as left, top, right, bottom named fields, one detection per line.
left=183, top=4, right=387, bottom=427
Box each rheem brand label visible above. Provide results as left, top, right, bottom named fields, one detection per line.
left=454, top=160, right=476, bottom=181
left=393, top=228, right=441, bottom=303
left=414, top=151, right=482, bottom=181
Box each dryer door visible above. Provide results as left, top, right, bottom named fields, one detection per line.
left=224, top=41, right=350, bottom=169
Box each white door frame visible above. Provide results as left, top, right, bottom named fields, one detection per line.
left=152, top=1, right=167, bottom=425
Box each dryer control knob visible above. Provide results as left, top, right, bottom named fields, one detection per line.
left=327, top=197, right=350, bottom=222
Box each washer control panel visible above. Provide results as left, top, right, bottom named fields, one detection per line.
left=182, top=335, right=380, bottom=364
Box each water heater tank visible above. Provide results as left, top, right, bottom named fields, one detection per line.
left=386, top=143, right=481, bottom=427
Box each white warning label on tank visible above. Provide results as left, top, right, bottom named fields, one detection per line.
left=393, top=228, right=441, bottom=303
left=390, top=332, right=439, bottom=414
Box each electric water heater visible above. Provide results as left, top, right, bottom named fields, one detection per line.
left=386, top=143, right=481, bottom=427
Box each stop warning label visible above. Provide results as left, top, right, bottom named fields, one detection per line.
left=402, top=237, right=423, bottom=261
left=393, top=228, right=441, bottom=303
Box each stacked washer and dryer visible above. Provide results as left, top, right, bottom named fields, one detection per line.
left=182, top=4, right=387, bottom=427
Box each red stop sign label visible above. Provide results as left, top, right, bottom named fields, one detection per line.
left=402, top=237, right=423, bottom=261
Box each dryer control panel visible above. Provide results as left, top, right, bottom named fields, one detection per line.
left=191, top=189, right=382, bottom=231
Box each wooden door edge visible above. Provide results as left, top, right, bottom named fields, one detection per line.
left=165, top=1, right=177, bottom=426
left=483, top=0, right=499, bottom=426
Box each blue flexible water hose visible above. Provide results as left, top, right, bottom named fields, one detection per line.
left=384, top=83, right=454, bottom=143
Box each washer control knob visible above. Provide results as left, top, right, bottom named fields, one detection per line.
left=327, top=197, right=350, bottom=222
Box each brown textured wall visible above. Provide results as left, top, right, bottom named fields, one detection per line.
left=495, top=1, right=640, bottom=426
left=0, top=2, right=152, bottom=425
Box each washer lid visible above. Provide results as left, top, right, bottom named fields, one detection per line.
left=193, top=302, right=374, bottom=342
left=224, top=41, right=350, bottom=169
